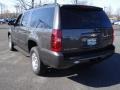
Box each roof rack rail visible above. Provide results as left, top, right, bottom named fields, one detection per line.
left=42, top=3, right=59, bottom=6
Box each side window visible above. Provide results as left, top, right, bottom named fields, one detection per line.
left=21, top=11, right=30, bottom=27
left=30, top=7, right=54, bottom=29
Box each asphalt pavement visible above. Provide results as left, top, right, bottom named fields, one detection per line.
left=0, top=25, right=120, bottom=90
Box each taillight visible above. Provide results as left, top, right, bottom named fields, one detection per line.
left=51, top=29, right=62, bottom=52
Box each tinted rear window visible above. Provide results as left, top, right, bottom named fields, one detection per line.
left=30, top=7, right=54, bottom=28
left=60, top=7, right=112, bottom=29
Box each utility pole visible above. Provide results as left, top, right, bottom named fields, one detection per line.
left=54, top=0, right=57, bottom=4
left=32, top=0, right=34, bottom=8
left=75, top=0, right=78, bottom=4
left=15, top=5, right=19, bottom=17
left=39, top=0, right=41, bottom=6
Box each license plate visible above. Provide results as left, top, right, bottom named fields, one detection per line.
left=87, top=38, right=97, bottom=46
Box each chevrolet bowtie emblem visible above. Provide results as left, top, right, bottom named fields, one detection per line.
left=91, top=34, right=97, bottom=37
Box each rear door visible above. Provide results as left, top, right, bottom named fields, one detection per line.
left=60, top=6, right=113, bottom=52
left=29, top=7, right=55, bottom=50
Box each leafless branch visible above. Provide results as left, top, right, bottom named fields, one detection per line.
left=16, top=0, right=33, bottom=10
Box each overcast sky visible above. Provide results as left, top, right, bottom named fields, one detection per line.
left=0, top=0, right=120, bottom=13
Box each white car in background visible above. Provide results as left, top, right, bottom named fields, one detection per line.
left=114, top=21, right=120, bottom=25
left=0, top=19, right=5, bottom=24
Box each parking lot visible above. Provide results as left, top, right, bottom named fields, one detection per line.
left=0, top=25, right=120, bottom=90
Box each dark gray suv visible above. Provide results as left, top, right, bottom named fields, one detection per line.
left=8, top=4, right=115, bottom=75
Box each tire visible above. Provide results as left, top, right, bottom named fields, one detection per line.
left=8, top=35, right=15, bottom=51
left=30, top=46, right=46, bottom=75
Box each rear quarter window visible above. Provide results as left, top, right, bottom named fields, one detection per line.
left=30, top=7, right=55, bottom=29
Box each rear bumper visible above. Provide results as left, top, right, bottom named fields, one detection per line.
left=41, top=45, right=115, bottom=69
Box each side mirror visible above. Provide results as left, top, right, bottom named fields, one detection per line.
left=8, top=20, right=16, bottom=26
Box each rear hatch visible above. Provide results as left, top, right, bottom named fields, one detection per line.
left=60, top=5, right=113, bottom=53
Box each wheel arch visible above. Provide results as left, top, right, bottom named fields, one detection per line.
left=28, top=39, right=38, bottom=53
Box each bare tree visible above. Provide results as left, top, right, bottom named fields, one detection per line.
left=16, top=0, right=45, bottom=9
left=0, top=3, right=5, bottom=18
left=0, top=3, right=3, bottom=17
left=14, top=4, right=21, bottom=17
left=105, top=6, right=113, bottom=18
left=116, top=8, right=120, bottom=20
left=16, top=0, right=35, bottom=10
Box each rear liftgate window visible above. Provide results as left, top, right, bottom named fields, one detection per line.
left=60, top=7, right=112, bottom=29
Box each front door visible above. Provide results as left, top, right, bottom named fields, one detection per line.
left=12, top=14, right=22, bottom=46
left=17, top=11, right=31, bottom=51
